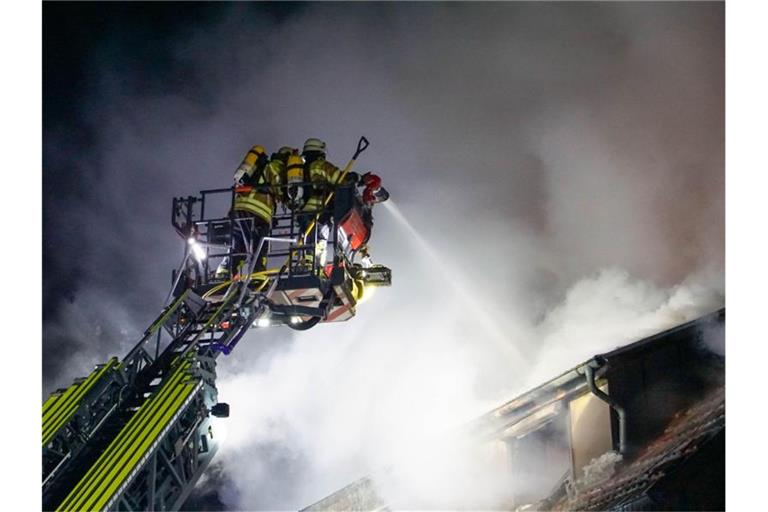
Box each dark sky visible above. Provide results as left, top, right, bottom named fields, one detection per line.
left=43, top=2, right=724, bottom=509
left=43, top=2, right=303, bottom=389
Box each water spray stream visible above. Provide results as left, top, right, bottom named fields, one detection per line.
left=381, top=200, right=529, bottom=367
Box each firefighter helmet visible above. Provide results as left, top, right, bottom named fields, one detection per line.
left=302, top=138, right=326, bottom=155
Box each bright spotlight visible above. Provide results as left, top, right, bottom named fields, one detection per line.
left=209, top=416, right=228, bottom=447
left=290, top=316, right=301, bottom=324
left=187, top=237, right=207, bottom=262
left=255, top=318, right=270, bottom=328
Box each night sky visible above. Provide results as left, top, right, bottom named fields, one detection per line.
left=43, top=2, right=724, bottom=509
left=44, top=2, right=301, bottom=388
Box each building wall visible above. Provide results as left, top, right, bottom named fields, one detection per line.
left=568, top=386, right=613, bottom=480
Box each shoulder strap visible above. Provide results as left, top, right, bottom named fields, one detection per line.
left=250, top=158, right=269, bottom=188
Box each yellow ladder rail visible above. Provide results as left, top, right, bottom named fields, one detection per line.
left=42, top=357, right=119, bottom=446
left=56, top=356, right=199, bottom=511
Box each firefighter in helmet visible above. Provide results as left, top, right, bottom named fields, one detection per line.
left=268, top=145, right=297, bottom=200
left=216, top=145, right=283, bottom=279
left=336, top=170, right=388, bottom=263
left=288, top=138, right=342, bottom=268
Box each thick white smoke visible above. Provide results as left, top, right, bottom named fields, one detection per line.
left=43, top=2, right=723, bottom=509
left=213, top=229, right=722, bottom=510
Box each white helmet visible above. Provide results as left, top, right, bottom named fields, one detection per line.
left=303, top=138, right=327, bottom=155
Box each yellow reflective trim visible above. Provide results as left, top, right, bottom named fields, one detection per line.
left=235, top=189, right=273, bottom=204
left=43, top=383, right=81, bottom=428
left=147, top=290, right=187, bottom=334
left=91, top=382, right=198, bottom=511
left=233, top=196, right=272, bottom=212
left=234, top=190, right=272, bottom=203
left=43, top=380, right=83, bottom=426
left=83, top=381, right=197, bottom=512
left=57, top=359, right=193, bottom=511
left=67, top=359, right=189, bottom=501
left=265, top=162, right=283, bottom=184
left=43, top=358, right=116, bottom=427
left=233, top=197, right=273, bottom=223
left=302, top=195, right=326, bottom=212
left=234, top=196, right=270, bottom=206
left=57, top=360, right=188, bottom=508
left=308, top=160, right=339, bottom=183
left=42, top=392, right=62, bottom=417
left=43, top=358, right=118, bottom=446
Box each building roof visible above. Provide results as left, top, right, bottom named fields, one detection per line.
left=545, top=385, right=724, bottom=511
left=301, top=308, right=725, bottom=511
left=471, top=308, right=724, bottom=442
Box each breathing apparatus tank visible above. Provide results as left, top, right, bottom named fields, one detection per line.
left=233, top=145, right=267, bottom=184
left=286, top=152, right=306, bottom=209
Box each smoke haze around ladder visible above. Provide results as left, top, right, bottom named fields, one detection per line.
left=42, top=2, right=724, bottom=509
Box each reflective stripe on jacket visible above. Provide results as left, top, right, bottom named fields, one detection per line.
left=233, top=157, right=284, bottom=223
left=233, top=188, right=273, bottom=223
left=264, top=159, right=284, bottom=196
left=302, top=159, right=341, bottom=212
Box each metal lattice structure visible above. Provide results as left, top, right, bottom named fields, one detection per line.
left=43, top=290, right=229, bottom=511
left=43, top=137, right=391, bottom=511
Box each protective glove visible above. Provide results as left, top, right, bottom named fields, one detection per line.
left=345, top=171, right=361, bottom=185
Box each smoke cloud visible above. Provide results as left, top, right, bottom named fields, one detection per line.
left=43, top=2, right=723, bottom=509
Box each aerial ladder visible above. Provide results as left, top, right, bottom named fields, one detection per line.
left=42, top=137, right=391, bottom=511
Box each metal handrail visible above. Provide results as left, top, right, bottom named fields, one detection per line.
left=172, top=181, right=360, bottom=289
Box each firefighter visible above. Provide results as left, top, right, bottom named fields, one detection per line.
left=294, top=138, right=342, bottom=268
left=216, top=145, right=281, bottom=279
left=269, top=145, right=296, bottom=203
left=360, top=172, right=389, bottom=205
left=337, top=171, right=388, bottom=260
left=358, top=171, right=388, bottom=264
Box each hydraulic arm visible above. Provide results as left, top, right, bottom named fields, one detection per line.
left=42, top=136, right=391, bottom=511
